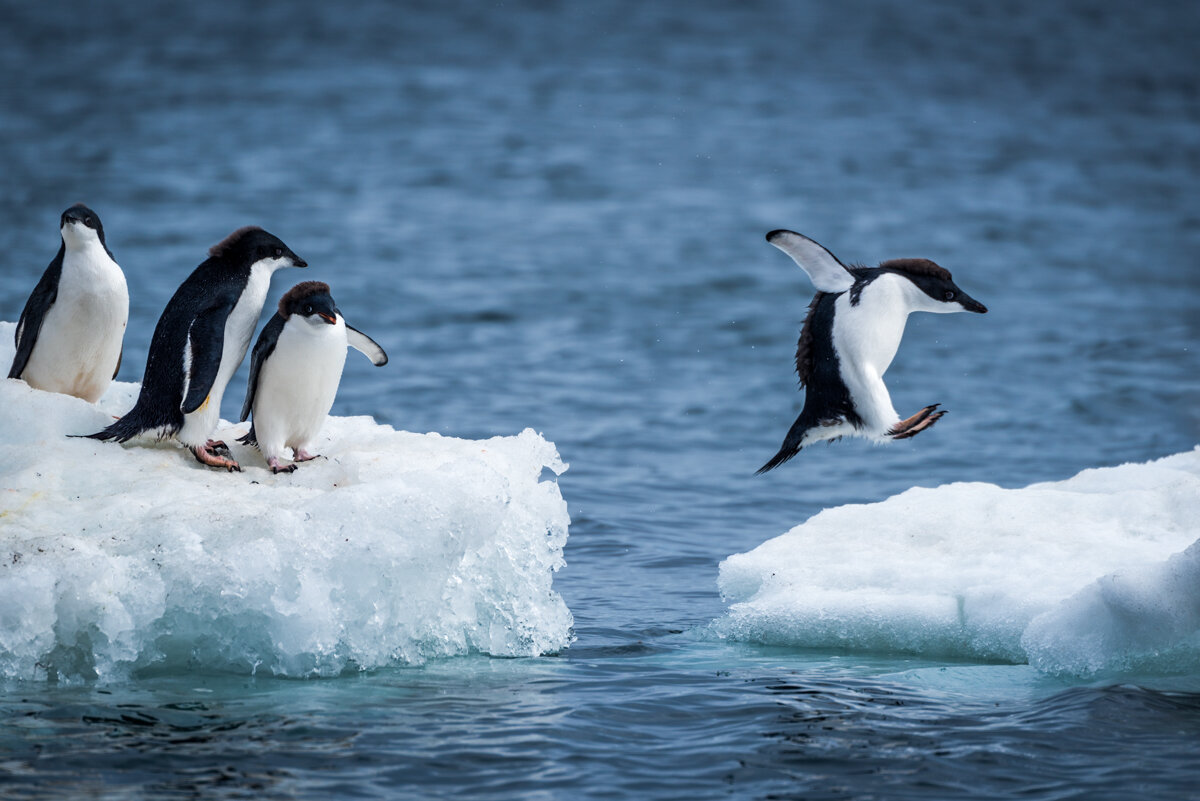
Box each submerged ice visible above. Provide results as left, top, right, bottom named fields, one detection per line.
left=716, top=449, right=1200, bottom=678
left=0, top=322, right=572, bottom=681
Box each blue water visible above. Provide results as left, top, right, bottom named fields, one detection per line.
left=2, top=0, right=1200, bottom=798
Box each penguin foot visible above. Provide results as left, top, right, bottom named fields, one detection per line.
left=192, top=443, right=242, bottom=472
left=268, top=457, right=297, bottom=474
left=889, top=404, right=945, bottom=440
left=293, top=448, right=320, bottom=463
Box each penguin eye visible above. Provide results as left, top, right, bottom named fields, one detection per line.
left=84, top=217, right=94, bottom=227
left=304, top=304, right=313, bottom=314
left=274, top=247, right=283, bottom=258
left=943, top=290, right=956, bottom=301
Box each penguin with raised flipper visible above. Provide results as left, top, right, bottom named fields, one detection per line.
left=757, top=230, right=988, bottom=474
left=9, top=204, right=128, bottom=402
left=85, top=227, right=306, bottom=471
left=238, top=281, right=387, bottom=474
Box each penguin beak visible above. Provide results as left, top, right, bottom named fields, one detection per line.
left=318, top=312, right=337, bottom=325
left=959, top=295, right=988, bottom=314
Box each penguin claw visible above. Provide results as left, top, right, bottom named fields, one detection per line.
left=267, top=457, right=297, bottom=474
left=890, top=405, right=946, bottom=440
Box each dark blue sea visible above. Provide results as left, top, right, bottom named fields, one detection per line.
left=2, top=1, right=1199, bottom=798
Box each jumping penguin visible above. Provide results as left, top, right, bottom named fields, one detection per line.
left=238, top=281, right=387, bottom=474
left=757, top=230, right=987, bottom=474
left=85, top=226, right=306, bottom=471
left=8, top=204, right=128, bottom=402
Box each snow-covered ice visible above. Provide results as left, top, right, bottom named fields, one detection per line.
left=715, top=449, right=1200, bottom=678
left=0, top=322, right=572, bottom=681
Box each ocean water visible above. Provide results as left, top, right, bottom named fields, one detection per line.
left=2, top=1, right=1199, bottom=799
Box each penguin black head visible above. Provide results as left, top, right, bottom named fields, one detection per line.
left=279, top=281, right=339, bottom=325
left=877, top=259, right=988, bottom=314
left=59, top=203, right=111, bottom=252
left=208, top=226, right=308, bottom=271
left=61, top=203, right=102, bottom=232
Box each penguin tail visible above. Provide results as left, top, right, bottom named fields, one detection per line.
left=755, top=412, right=816, bottom=474
left=756, top=442, right=802, bottom=474
left=76, top=402, right=172, bottom=444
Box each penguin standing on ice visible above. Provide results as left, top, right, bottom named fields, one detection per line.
left=238, top=281, right=387, bottom=474
left=86, top=227, right=306, bottom=471
left=8, top=204, right=128, bottom=402
left=757, top=230, right=987, bottom=474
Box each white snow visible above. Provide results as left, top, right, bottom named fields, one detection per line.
left=715, top=449, right=1200, bottom=678
left=0, top=322, right=572, bottom=681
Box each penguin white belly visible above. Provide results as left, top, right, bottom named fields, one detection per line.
left=21, top=246, right=128, bottom=403
left=178, top=262, right=276, bottom=447
left=253, top=320, right=347, bottom=461
left=831, top=277, right=911, bottom=436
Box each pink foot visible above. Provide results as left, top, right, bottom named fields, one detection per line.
left=192, top=443, right=241, bottom=472
left=293, top=448, right=320, bottom=463
left=889, top=404, right=946, bottom=440
left=268, top=456, right=296, bottom=474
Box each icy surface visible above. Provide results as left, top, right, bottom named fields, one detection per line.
left=0, top=322, right=572, bottom=681
left=716, top=449, right=1200, bottom=677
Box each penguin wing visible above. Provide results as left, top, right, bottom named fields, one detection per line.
left=346, top=324, right=388, bottom=366
left=766, top=230, right=855, bottom=293
left=180, top=300, right=235, bottom=414
left=240, top=313, right=285, bottom=422
left=8, top=252, right=63, bottom=379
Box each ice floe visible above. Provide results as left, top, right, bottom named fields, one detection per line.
left=0, top=322, right=572, bottom=681
left=716, top=449, right=1200, bottom=678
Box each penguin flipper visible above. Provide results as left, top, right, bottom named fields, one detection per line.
left=766, top=230, right=855, bottom=294
left=241, top=313, right=285, bottom=422
left=346, top=324, right=388, bottom=366
left=181, top=302, right=234, bottom=415
left=8, top=255, right=62, bottom=380
left=112, top=345, right=123, bottom=380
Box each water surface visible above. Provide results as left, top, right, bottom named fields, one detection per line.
left=1, top=1, right=1199, bottom=798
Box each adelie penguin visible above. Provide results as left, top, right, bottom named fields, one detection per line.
left=85, top=227, right=306, bottom=471
left=757, top=230, right=987, bottom=474
left=8, top=204, right=128, bottom=402
left=238, top=281, right=387, bottom=474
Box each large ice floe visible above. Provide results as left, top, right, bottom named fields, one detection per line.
left=716, top=449, right=1200, bottom=678
left=0, top=322, right=572, bottom=681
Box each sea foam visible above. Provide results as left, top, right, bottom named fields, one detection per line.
left=0, top=322, right=572, bottom=681
left=715, top=449, right=1200, bottom=678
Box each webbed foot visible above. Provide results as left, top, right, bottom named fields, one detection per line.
left=192, top=443, right=241, bottom=472
left=268, top=456, right=297, bottom=474
left=889, top=404, right=945, bottom=440
left=293, top=448, right=321, bottom=463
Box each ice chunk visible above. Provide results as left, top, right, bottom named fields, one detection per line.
left=1022, top=538, right=1200, bottom=677
left=0, top=322, right=572, bottom=681
left=715, top=449, right=1200, bottom=676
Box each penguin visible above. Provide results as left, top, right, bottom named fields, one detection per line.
left=85, top=226, right=306, bottom=471
left=757, top=230, right=987, bottom=474
left=8, top=204, right=128, bottom=402
left=237, top=281, right=387, bottom=473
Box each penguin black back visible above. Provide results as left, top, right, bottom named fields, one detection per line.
left=88, top=227, right=300, bottom=442
left=758, top=291, right=862, bottom=473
